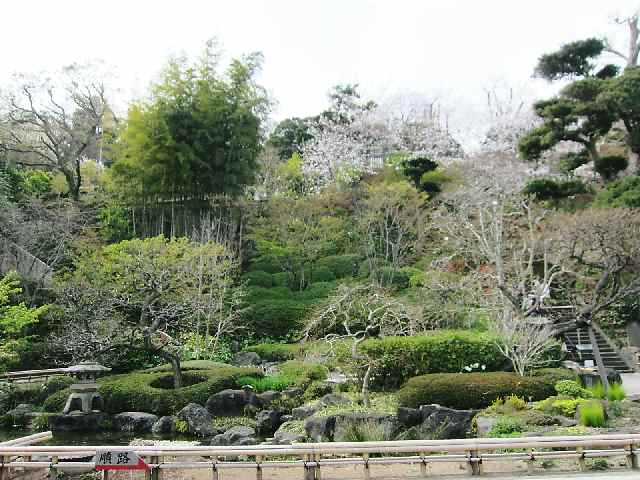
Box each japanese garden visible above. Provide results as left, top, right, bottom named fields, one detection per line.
left=2, top=3, right=640, bottom=478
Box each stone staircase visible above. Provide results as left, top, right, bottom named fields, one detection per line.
left=563, top=327, right=633, bottom=373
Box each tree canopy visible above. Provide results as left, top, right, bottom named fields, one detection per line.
left=112, top=41, right=270, bottom=201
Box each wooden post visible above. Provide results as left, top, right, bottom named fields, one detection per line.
left=419, top=451, right=428, bottom=477
left=527, top=449, right=535, bottom=475
left=577, top=447, right=586, bottom=472
left=256, top=455, right=263, bottom=480
left=467, top=450, right=481, bottom=476
left=211, top=456, right=219, bottom=480
left=303, top=454, right=315, bottom=480
left=50, top=455, right=59, bottom=478
left=0, top=455, right=6, bottom=480
left=363, top=453, right=370, bottom=480
left=627, top=443, right=639, bottom=470
left=314, top=453, right=321, bottom=480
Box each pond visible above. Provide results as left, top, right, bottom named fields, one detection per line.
left=0, top=429, right=200, bottom=446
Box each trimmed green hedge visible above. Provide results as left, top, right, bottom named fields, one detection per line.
left=43, top=364, right=260, bottom=416
left=398, top=372, right=557, bottom=410
left=356, top=331, right=504, bottom=390
left=243, top=343, right=300, bottom=362
left=244, top=284, right=336, bottom=340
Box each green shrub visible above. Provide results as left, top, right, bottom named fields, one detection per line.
left=304, top=381, right=334, bottom=401
left=310, top=266, right=336, bottom=283
left=487, top=417, right=525, bottom=437
left=376, top=267, right=410, bottom=289
left=236, top=375, right=295, bottom=392
left=357, top=331, right=504, bottom=390
left=579, top=401, right=606, bottom=427
left=608, top=382, right=626, bottom=401
left=523, top=178, right=588, bottom=200
left=211, top=416, right=256, bottom=431
left=243, top=343, right=300, bottom=362
left=243, top=271, right=273, bottom=288
left=299, top=282, right=336, bottom=300
left=340, top=420, right=393, bottom=442
left=244, top=286, right=332, bottom=340
left=398, top=372, right=557, bottom=410
left=248, top=260, right=282, bottom=274
left=317, top=254, right=360, bottom=278
left=594, top=175, right=640, bottom=208
left=555, top=380, right=591, bottom=398
left=43, top=365, right=259, bottom=416
left=594, top=155, right=628, bottom=181
left=144, top=360, right=230, bottom=372
left=588, top=382, right=606, bottom=399
left=530, top=368, right=577, bottom=384
left=272, top=272, right=289, bottom=287
left=279, top=361, right=328, bottom=387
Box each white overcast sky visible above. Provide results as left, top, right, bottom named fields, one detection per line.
left=1, top=0, right=638, bottom=136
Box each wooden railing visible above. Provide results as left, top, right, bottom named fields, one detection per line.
left=0, top=368, right=70, bottom=384
left=0, top=433, right=639, bottom=478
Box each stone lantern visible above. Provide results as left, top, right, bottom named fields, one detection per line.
left=62, top=361, right=111, bottom=414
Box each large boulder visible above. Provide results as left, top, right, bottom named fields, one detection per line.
left=152, top=416, right=176, bottom=435
left=333, top=413, right=397, bottom=442
left=257, top=391, right=281, bottom=406
left=273, top=422, right=306, bottom=445
left=50, top=412, right=110, bottom=433
left=234, top=351, right=262, bottom=366
left=474, top=416, right=499, bottom=437
left=206, top=388, right=260, bottom=416
left=292, top=404, right=318, bottom=420
left=113, top=412, right=158, bottom=433
left=419, top=405, right=477, bottom=439
left=397, top=407, right=422, bottom=427
left=177, top=403, right=215, bottom=437
left=210, top=426, right=257, bottom=446
left=304, top=416, right=336, bottom=442
left=256, top=409, right=283, bottom=437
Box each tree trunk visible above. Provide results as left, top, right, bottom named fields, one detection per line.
left=588, top=325, right=610, bottom=394
left=162, top=350, right=184, bottom=389
left=361, top=360, right=373, bottom=407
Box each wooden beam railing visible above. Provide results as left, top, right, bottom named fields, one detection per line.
left=0, top=368, right=70, bottom=384
left=0, top=433, right=638, bottom=477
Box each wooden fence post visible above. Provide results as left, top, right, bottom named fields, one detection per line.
left=363, top=453, right=370, bottom=480
left=577, top=447, right=586, bottom=472
left=419, top=451, right=428, bottom=477
left=627, top=443, right=638, bottom=470
left=256, top=455, right=263, bottom=480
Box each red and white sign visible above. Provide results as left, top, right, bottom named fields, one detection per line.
left=94, top=450, right=148, bottom=471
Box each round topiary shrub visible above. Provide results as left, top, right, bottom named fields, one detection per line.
left=397, top=372, right=557, bottom=410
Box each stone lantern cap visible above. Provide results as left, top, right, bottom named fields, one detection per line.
left=67, top=361, right=111, bottom=379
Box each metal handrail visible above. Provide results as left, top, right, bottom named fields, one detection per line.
left=0, top=433, right=638, bottom=477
